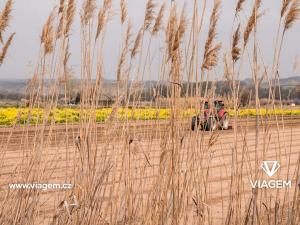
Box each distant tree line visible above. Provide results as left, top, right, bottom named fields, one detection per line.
left=1, top=81, right=300, bottom=107
left=137, top=81, right=300, bottom=106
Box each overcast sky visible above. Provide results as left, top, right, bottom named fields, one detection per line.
left=0, top=0, right=300, bottom=80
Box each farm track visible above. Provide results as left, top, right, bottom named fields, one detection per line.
left=1, top=115, right=300, bottom=149
left=1, top=128, right=300, bottom=173
left=0, top=116, right=299, bottom=224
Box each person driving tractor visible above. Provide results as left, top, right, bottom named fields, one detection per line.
left=191, top=99, right=229, bottom=131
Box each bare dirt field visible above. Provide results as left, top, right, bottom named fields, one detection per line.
left=0, top=117, right=299, bottom=224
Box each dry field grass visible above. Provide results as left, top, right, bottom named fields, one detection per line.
left=1, top=0, right=300, bottom=224
left=0, top=118, right=299, bottom=224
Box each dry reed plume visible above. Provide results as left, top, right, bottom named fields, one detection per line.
left=59, top=0, right=65, bottom=14
left=284, top=0, right=300, bottom=32
left=166, top=3, right=178, bottom=61
left=57, top=0, right=65, bottom=39
left=232, top=24, right=241, bottom=62
left=235, top=0, right=246, bottom=13
left=96, top=8, right=105, bottom=40
left=131, top=28, right=142, bottom=59
left=0, top=0, right=13, bottom=44
left=120, top=0, right=127, bottom=24
left=243, top=0, right=262, bottom=47
left=41, top=12, right=55, bottom=55
left=152, top=3, right=165, bottom=35
left=202, top=0, right=221, bottom=70
left=281, top=0, right=292, bottom=17
left=96, top=0, right=112, bottom=40
left=143, top=0, right=156, bottom=31
left=117, top=22, right=132, bottom=82
left=0, top=31, right=14, bottom=65
left=81, top=0, right=96, bottom=25
left=64, top=0, right=76, bottom=37
left=0, top=0, right=14, bottom=66
left=171, top=5, right=186, bottom=59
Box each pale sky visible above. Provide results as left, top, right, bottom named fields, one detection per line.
left=0, top=0, right=300, bottom=80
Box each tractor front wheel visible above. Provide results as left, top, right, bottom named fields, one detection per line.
left=191, top=116, right=200, bottom=131
left=204, top=116, right=217, bottom=131
left=220, top=113, right=229, bottom=130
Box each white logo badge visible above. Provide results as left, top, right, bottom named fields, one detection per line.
left=261, top=161, right=280, bottom=177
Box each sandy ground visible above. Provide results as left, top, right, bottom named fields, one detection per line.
left=0, top=120, right=299, bottom=224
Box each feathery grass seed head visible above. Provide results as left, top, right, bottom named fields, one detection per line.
left=281, top=0, right=291, bottom=17
left=0, top=0, right=13, bottom=44
left=120, top=0, right=127, bottom=24
left=131, top=28, right=142, bottom=58
left=41, top=12, right=55, bottom=55
left=235, top=0, right=246, bottom=13
left=152, top=3, right=165, bottom=35
left=243, top=1, right=262, bottom=47
left=96, top=0, right=112, bottom=40
left=0, top=32, right=15, bottom=65
left=166, top=4, right=177, bottom=60
left=81, top=0, right=96, bottom=25
left=59, top=0, right=65, bottom=14
left=202, top=43, right=222, bottom=70
left=284, top=0, right=300, bottom=31
left=232, top=24, right=241, bottom=62
left=64, top=0, right=76, bottom=37
left=144, top=0, right=156, bottom=31
left=171, top=5, right=186, bottom=56
left=202, top=0, right=221, bottom=70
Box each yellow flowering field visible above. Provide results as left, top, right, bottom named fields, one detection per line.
left=0, top=107, right=300, bottom=126
left=228, top=108, right=300, bottom=117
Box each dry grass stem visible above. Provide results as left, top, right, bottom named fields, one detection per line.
left=125, top=21, right=132, bottom=49
left=224, top=54, right=233, bottom=81
left=63, top=40, right=71, bottom=72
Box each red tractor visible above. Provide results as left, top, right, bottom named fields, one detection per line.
left=191, top=99, right=229, bottom=131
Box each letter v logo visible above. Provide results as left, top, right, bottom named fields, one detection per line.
left=261, top=161, right=280, bottom=177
